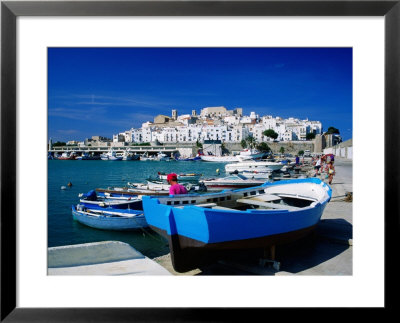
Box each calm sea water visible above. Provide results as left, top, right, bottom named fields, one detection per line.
left=48, top=159, right=228, bottom=258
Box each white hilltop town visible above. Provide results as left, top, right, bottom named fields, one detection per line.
left=112, top=106, right=328, bottom=145
left=56, top=106, right=346, bottom=156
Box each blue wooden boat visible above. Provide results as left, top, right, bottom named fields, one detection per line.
left=79, top=190, right=143, bottom=210
left=142, top=178, right=332, bottom=272
left=72, top=204, right=147, bottom=230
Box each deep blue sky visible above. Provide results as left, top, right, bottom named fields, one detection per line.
left=48, top=47, right=352, bottom=142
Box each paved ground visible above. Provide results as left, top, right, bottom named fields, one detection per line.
left=48, top=241, right=172, bottom=275
left=154, top=157, right=353, bottom=276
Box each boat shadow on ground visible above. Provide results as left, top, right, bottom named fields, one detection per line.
left=195, top=218, right=352, bottom=275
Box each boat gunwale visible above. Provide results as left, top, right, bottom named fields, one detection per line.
left=143, top=178, right=331, bottom=211
left=72, top=205, right=144, bottom=218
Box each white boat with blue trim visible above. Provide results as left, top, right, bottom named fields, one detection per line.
left=201, top=174, right=266, bottom=191
left=225, top=160, right=284, bottom=174
left=72, top=204, right=147, bottom=231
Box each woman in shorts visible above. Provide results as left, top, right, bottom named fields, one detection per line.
left=327, top=161, right=335, bottom=185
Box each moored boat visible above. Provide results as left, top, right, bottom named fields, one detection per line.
left=142, top=178, right=332, bottom=272
left=239, top=171, right=273, bottom=180
left=117, top=149, right=140, bottom=161
left=200, top=154, right=239, bottom=162
left=72, top=204, right=147, bottom=230
left=177, top=155, right=202, bottom=161
left=156, top=152, right=171, bottom=161
left=95, top=187, right=167, bottom=196
left=140, top=152, right=156, bottom=161
left=127, top=180, right=206, bottom=194
left=76, top=152, right=100, bottom=160
left=201, top=174, right=266, bottom=191
left=236, top=148, right=266, bottom=161
left=79, top=190, right=143, bottom=210
left=157, top=172, right=202, bottom=182
left=123, top=186, right=170, bottom=196
left=225, top=160, right=284, bottom=174
left=130, top=153, right=140, bottom=160
left=56, top=151, right=77, bottom=160
left=100, top=149, right=123, bottom=161
left=200, top=149, right=265, bottom=162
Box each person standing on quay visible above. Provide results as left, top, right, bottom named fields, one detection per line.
left=314, top=156, right=322, bottom=176
left=167, top=173, right=188, bottom=195
left=327, top=161, right=336, bottom=185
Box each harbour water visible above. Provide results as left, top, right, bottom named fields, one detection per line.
left=48, top=159, right=229, bottom=258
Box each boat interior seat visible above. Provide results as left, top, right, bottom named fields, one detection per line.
left=236, top=198, right=301, bottom=211
left=246, top=194, right=282, bottom=202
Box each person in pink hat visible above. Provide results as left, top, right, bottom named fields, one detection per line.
left=167, top=173, right=188, bottom=195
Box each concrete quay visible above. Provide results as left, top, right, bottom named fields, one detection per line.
left=153, top=157, right=353, bottom=276
left=48, top=241, right=172, bottom=275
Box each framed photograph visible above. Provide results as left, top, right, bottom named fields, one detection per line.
left=1, top=0, right=397, bottom=320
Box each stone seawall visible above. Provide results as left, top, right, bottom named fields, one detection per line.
left=175, top=142, right=315, bottom=156
left=224, top=142, right=315, bottom=154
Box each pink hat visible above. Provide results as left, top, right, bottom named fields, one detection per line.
left=167, top=173, right=178, bottom=181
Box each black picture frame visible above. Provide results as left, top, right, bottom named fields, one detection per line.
left=1, top=0, right=397, bottom=321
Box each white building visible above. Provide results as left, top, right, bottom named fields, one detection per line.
left=112, top=134, right=125, bottom=143
left=262, top=115, right=278, bottom=129
left=131, top=129, right=143, bottom=143
left=305, top=120, right=323, bottom=134
left=113, top=130, right=135, bottom=143
left=282, top=129, right=295, bottom=141
left=250, top=124, right=268, bottom=142
left=223, top=115, right=240, bottom=125
left=141, top=127, right=153, bottom=143
left=161, top=127, right=179, bottom=143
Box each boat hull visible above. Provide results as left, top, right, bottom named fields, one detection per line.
left=79, top=198, right=143, bottom=210
left=72, top=206, right=147, bottom=230
left=95, top=188, right=138, bottom=197
left=150, top=223, right=317, bottom=272
left=240, top=171, right=273, bottom=179
left=200, top=155, right=239, bottom=162
left=178, top=156, right=202, bottom=161
left=96, top=187, right=169, bottom=196
left=122, top=155, right=140, bottom=161
left=142, top=178, right=331, bottom=272
left=225, top=162, right=283, bottom=173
